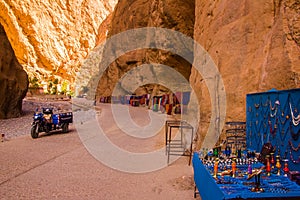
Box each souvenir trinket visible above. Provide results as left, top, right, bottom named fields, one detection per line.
left=213, top=159, right=219, bottom=178
left=270, top=153, right=275, bottom=169
left=283, top=159, right=289, bottom=176
left=266, top=155, right=271, bottom=176
left=232, top=159, right=237, bottom=178
left=275, top=155, right=281, bottom=176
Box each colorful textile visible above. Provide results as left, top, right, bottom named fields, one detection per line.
left=182, top=91, right=191, bottom=105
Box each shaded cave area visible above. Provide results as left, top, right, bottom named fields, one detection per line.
left=0, top=23, right=28, bottom=119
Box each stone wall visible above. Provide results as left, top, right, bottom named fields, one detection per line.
left=94, top=0, right=195, bottom=98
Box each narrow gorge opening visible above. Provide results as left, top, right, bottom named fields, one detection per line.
left=0, top=23, right=28, bottom=119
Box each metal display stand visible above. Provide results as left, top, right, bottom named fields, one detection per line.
left=225, top=121, right=246, bottom=154
left=165, top=120, right=194, bottom=165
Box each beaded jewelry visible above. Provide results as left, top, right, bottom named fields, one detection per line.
left=289, top=140, right=300, bottom=152
left=290, top=122, right=300, bottom=141
left=289, top=102, right=300, bottom=126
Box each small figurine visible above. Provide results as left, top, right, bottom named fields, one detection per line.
left=270, top=153, right=275, bottom=169
left=248, top=161, right=252, bottom=175
left=283, top=159, right=289, bottom=177
left=213, top=158, right=219, bottom=178
left=232, top=158, right=237, bottom=178
left=266, top=155, right=271, bottom=176
left=275, top=155, right=281, bottom=176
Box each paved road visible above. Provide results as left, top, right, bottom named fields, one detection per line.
left=0, top=104, right=199, bottom=200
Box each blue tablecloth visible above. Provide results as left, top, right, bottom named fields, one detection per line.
left=193, top=152, right=300, bottom=200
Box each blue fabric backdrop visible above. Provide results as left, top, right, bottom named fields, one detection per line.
left=246, top=88, right=300, bottom=171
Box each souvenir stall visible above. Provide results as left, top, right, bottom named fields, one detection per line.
left=152, top=96, right=162, bottom=112
left=193, top=88, right=300, bottom=200
left=111, top=96, right=121, bottom=104
left=246, top=88, right=300, bottom=172
left=173, top=91, right=191, bottom=114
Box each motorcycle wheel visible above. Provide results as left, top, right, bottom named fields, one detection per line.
left=31, top=124, right=39, bottom=139
left=45, top=124, right=50, bottom=133
left=62, top=123, right=69, bottom=133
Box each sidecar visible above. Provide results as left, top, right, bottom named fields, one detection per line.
left=31, top=108, right=73, bottom=139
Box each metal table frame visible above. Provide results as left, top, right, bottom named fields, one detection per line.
left=165, top=120, right=194, bottom=165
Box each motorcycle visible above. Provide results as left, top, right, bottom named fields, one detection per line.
left=31, top=108, right=73, bottom=139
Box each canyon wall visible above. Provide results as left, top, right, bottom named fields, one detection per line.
left=0, top=24, right=28, bottom=119
left=91, top=0, right=195, bottom=98
left=0, top=0, right=299, bottom=147
left=191, top=0, right=300, bottom=145
left=0, top=0, right=117, bottom=87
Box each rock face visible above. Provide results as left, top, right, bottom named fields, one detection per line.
left=191, top=0, right=300, bottom=144
left=92, top=0, right=195, bottom=98
left=0, top=0, right=117, bottom=86
left=1, top=0, right=299, bottom=147
left=0, top=24, right=28, bottom=119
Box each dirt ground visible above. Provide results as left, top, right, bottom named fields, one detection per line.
left=0, top=99, right=201, bottom=200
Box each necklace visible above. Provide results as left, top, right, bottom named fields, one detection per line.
left=253, top=121, right=263, bottom=149
left=279, top=114, right=290, bottom=125
left=262, top=106, right=269, bottom=119
left=289, top=140, right=300, bottom=151
left=279, top=126, right=288, bottom=146
left=270, top=101, right=279, bottom=118
left=290, top=122, right=300, bottom=141
left=269, top=117, right=278, bottom=137
left=290, top=102, right=300, bottom=126
left=261, top=127, right=268, bottom=145
left=270, top=100, right=278, bottom=111
left=248, top=106, right=252, bottom=113
left=248, top=130, right=253, bottom=147
left=262, top=99, right=269, bottom=107
left=279, top=99, right=288, bottom=117
left=270, top=108, right=277, bottom=118
left=290, top=149, right=300, bottom=164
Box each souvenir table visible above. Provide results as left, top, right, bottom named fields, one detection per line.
left=193, top=152, right=300, bottom=200
left=193, top=88, right=300, bottom=199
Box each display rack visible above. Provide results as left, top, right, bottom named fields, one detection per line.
left=246, top=88, right=300, bottom=171
left=225, top=121, right=246, bottom=154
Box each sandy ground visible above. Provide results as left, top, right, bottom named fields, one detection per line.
left=0, top=98, right=72, bottom=139
left=0, top=99, right=201, bottom=200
